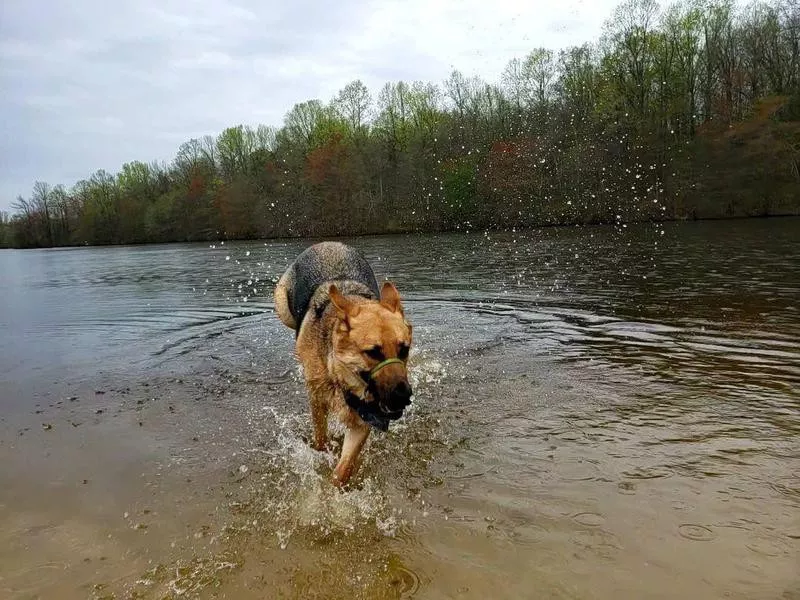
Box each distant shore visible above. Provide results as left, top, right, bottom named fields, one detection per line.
left=3, top=212, right=799, bottom=251
left=3, top=0, right=798, bottom=250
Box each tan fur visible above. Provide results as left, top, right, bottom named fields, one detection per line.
left=292, top=282, right=412, bottom=487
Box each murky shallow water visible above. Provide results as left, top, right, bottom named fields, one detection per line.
left=1, top=219, right=798, bottom=599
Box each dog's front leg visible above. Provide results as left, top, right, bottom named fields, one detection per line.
left=306, top=382, right=330, bottom=452
left=332, top=422, right=370, bottom=487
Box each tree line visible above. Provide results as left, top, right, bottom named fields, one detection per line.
left=2, top=0, right=799, bottom=248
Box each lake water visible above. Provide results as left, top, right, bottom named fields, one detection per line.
left=1, top=218, right=798, bottom=599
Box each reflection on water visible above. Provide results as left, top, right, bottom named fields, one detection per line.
left=0, top=218, right=798, bottom=599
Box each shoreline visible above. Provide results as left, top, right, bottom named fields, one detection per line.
left=2, top=212, right=798, bottom=251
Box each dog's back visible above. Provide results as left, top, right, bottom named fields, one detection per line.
left=274, top=242, right=380, bottom=332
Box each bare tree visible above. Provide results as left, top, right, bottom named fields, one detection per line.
left=333, top=80, right=372, bottom=138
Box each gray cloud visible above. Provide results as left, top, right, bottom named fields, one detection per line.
left=0, top=0, right=617, bottom=211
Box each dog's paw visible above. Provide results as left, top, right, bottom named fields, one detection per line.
left=331, top=473, right=349, bottom=490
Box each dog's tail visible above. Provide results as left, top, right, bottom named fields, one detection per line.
left=274, top=268, right=297, bottom=330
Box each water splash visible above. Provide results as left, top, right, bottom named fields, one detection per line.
left=251, top=406, right=404, bottom=550
left=235, top=351, right=450, bottom=550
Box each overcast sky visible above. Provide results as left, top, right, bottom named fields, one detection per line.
left=0, top=0, right=621, bottom=212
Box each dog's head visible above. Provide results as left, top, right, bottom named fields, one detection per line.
left=329, top=281, right=413, bottom=421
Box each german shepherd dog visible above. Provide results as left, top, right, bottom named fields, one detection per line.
left=274, top=242, right=413, bottom=487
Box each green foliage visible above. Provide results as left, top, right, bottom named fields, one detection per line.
left=144, top=191, right=178, bottom=242
left=441, top=157, right=478, bottom=221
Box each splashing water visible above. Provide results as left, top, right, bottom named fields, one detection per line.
left=252, top=352, right=447, bottom=542
left=262, top=407, right=389, bottom=548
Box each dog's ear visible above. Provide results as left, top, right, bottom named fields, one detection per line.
left=329, top=284, right=358, bottom=323
left=380, top=281, right=403, bottom=314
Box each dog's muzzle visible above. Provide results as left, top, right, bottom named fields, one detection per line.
left=346, top=379, right=413, bottom=432
left=346, top=358, right=413, bottom=431
left=380, top=380, right=412, bottom=414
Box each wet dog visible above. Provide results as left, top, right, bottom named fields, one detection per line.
left=274, top=242, right=413, bottom=487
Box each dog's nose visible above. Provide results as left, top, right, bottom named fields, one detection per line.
left=391, top=381, right=413, bottom=407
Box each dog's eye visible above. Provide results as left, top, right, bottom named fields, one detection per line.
left=365, top=346, right=384, bottom=361
left=398, top=344, right=410, bottom=360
